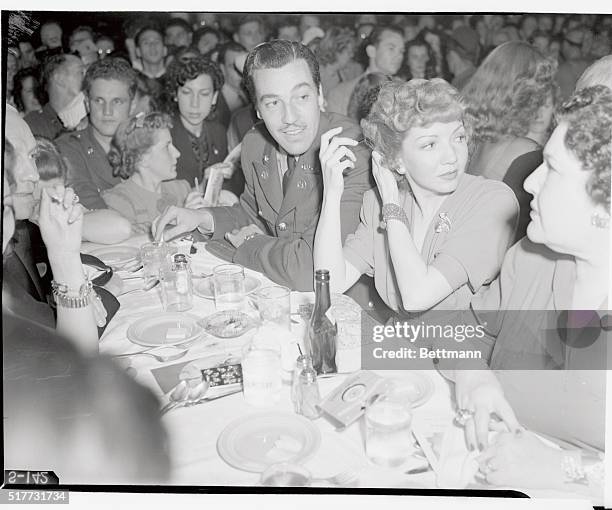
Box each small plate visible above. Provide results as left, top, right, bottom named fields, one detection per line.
left=217, top=412, right=321, bottom=472
left=198, top=310, right=258, bottom=338
left=385, top=373, right=435, bottom=408
left=89, top=245, right=140, bottom=269
left=127, top=313, right=204, bottom=347
left=193, top=275, right=261, bottom=299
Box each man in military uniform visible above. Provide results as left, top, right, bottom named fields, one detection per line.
left=57, top=58, right=137, bottom=210
left=153, top=40, right=373, bottom=291
left=24, top=54, right=85, bottom=140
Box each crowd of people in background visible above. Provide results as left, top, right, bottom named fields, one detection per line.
left=2, top=10, right=611, bottom=493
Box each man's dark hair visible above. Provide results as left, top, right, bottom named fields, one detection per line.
left=69, top=25, right=94, bottom=45
left=242, top=39, right=320, bottom=102
left=366, top=25, right=404, bottom=49
left=236, top=14, right=265, bottom=32
left=165, top=18, right=193, bottom=35
left=82, top=57, right=138, bottom=98
left=135, top=24, right=164, bottom=47
left=217, top=41, right=247, bottom=66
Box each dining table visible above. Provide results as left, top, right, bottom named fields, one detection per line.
left=83, top=233, right=600, bottom=504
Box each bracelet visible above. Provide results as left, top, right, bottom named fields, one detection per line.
left=243, top=233, right=259, bottom=242
left=51, top=279, right=93, bottom=309
left=380, top=203, right=409, bottom=230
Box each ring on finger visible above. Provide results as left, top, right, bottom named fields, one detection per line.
left=72, top=194, right=80, bottom=204
left=50, top=195, right=62, bottom=205
left=454, top=408, right=475, bottom=427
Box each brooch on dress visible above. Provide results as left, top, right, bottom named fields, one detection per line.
left=434, top=212, right=452, bottom=233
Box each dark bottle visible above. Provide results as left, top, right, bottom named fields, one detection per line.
left=306, top=269, right=337, bottom=375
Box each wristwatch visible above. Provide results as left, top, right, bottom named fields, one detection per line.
left=380, top=203, right=409, bottom=230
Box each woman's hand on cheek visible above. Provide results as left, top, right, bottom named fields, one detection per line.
left=478, top=431, right=566, bottom=489
left=372, top=151, right=400, bottom=204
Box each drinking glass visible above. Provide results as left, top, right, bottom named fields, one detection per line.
left=213, top=263, right=246, bottom=311
left=140, top=241, right=171, bottom=287
left=256, top=286, right=291, bottom=330
left=365, top=386, right=414, bottom=467
left=241, top=342, right=281, bottom=407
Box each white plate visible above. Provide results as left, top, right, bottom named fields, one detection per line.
left=89, top=245, right=140, bottom=268
left=217, top=412, right=321, bottom=472
left=127, top=313, right=204, bottom=347
left=193, top=275, right=261, bottom=299
left=385, top=373, right=435, bottom=408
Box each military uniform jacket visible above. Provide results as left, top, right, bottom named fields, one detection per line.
left=170, top=116, right=227, bottom=185
left=58, top=125, right=121, bottom=210
left=207, top=111, right=374, bottom=291
left=24, top=103, right=65, bottom=140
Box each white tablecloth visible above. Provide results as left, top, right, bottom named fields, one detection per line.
left=86, top=235, right=596, bottom=502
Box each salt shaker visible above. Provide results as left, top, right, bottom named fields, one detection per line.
left=295, top=357, right=321, bottom=420
left=160, top=253, right=193, bottom=312
left=291, top=354, right=309, bottom=410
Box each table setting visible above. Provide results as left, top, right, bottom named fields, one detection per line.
left=82, top=234, right=599, bottom=500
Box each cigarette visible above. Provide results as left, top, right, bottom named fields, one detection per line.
left=194, top=177, right=199, bottom=190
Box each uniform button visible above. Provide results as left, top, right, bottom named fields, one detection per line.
left=278, top=222, right=287, bottom=231
left=368, top=301, right=374, bottom=308
left=258, top=210, right=263, bottom=215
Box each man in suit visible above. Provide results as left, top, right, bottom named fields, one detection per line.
left=153, top=40, right=373, bottom=291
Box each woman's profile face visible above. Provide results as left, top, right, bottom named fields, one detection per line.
left=176, top=73, right=218, bottom=129
left=523, top=122, right=605, bottom=254
left=139, top=129, right=181, bottom=182
left=399, top=119, right=468, bottom=196
left=529, top=93, right=555, bottom=139
left=407, top=45, right=429, bottom=78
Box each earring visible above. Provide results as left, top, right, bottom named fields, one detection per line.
left=591, top=212, right=610, bottom=229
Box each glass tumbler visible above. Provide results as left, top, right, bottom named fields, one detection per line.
left=213, top=263, right=246, bottom=311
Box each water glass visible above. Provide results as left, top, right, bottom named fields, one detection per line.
left=365, top=389, right=413, bottom=467
left=256, top=286, right=291, bottom=330
left=241, top=342, right=282, bottom=407
left=213, top=263, right=246, bottom=311
left=140, top=241, right=171, bottom=287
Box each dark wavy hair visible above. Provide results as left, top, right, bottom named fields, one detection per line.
left=462, top=41, right=559, bottom=143
left=362, top=78, right=470, bottom=172
left=83, top=57, right=138, bottom=99
left=108, top=112, right=173, bottom=179
left=347, top=72, right=392, bottom=123
left=557, top=86, right=612, bottom=209
left=164, top=54, right=224, bottom=96
left=398, top=37, right=438, bottom=81
left=242, top=39, right=320, bottom=102
left=13, top=67, right=46, bottom=113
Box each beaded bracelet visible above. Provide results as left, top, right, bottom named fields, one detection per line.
left=380, top=203, right=409, bottom=230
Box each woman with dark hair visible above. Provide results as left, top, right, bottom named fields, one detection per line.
left=463, top=41, right=559, bottom=240
left=419, top=27, right=451, bottom=80
left=315, top=79, right=518, bottom=314
left=447, top=86, right=610, bottom=498
left=398, top=37, right=438, bottom=81
left=163, top=55, right=239, bottom=193
left=13, top=67, right=44, bottom=115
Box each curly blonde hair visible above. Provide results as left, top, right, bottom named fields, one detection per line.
left=557, top=86, right=612, bottom=210
left=108, top=112, right=173, bottom=179
left=462, top=41, right=558, bottom=143
left=362, top=78, right=470, bottom=171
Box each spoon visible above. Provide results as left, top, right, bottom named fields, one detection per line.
left=160, top=380, right=209, bottom=415
left=112, top=346, right=188, bottom=363
left=120, top=279, right=160, bottom=296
